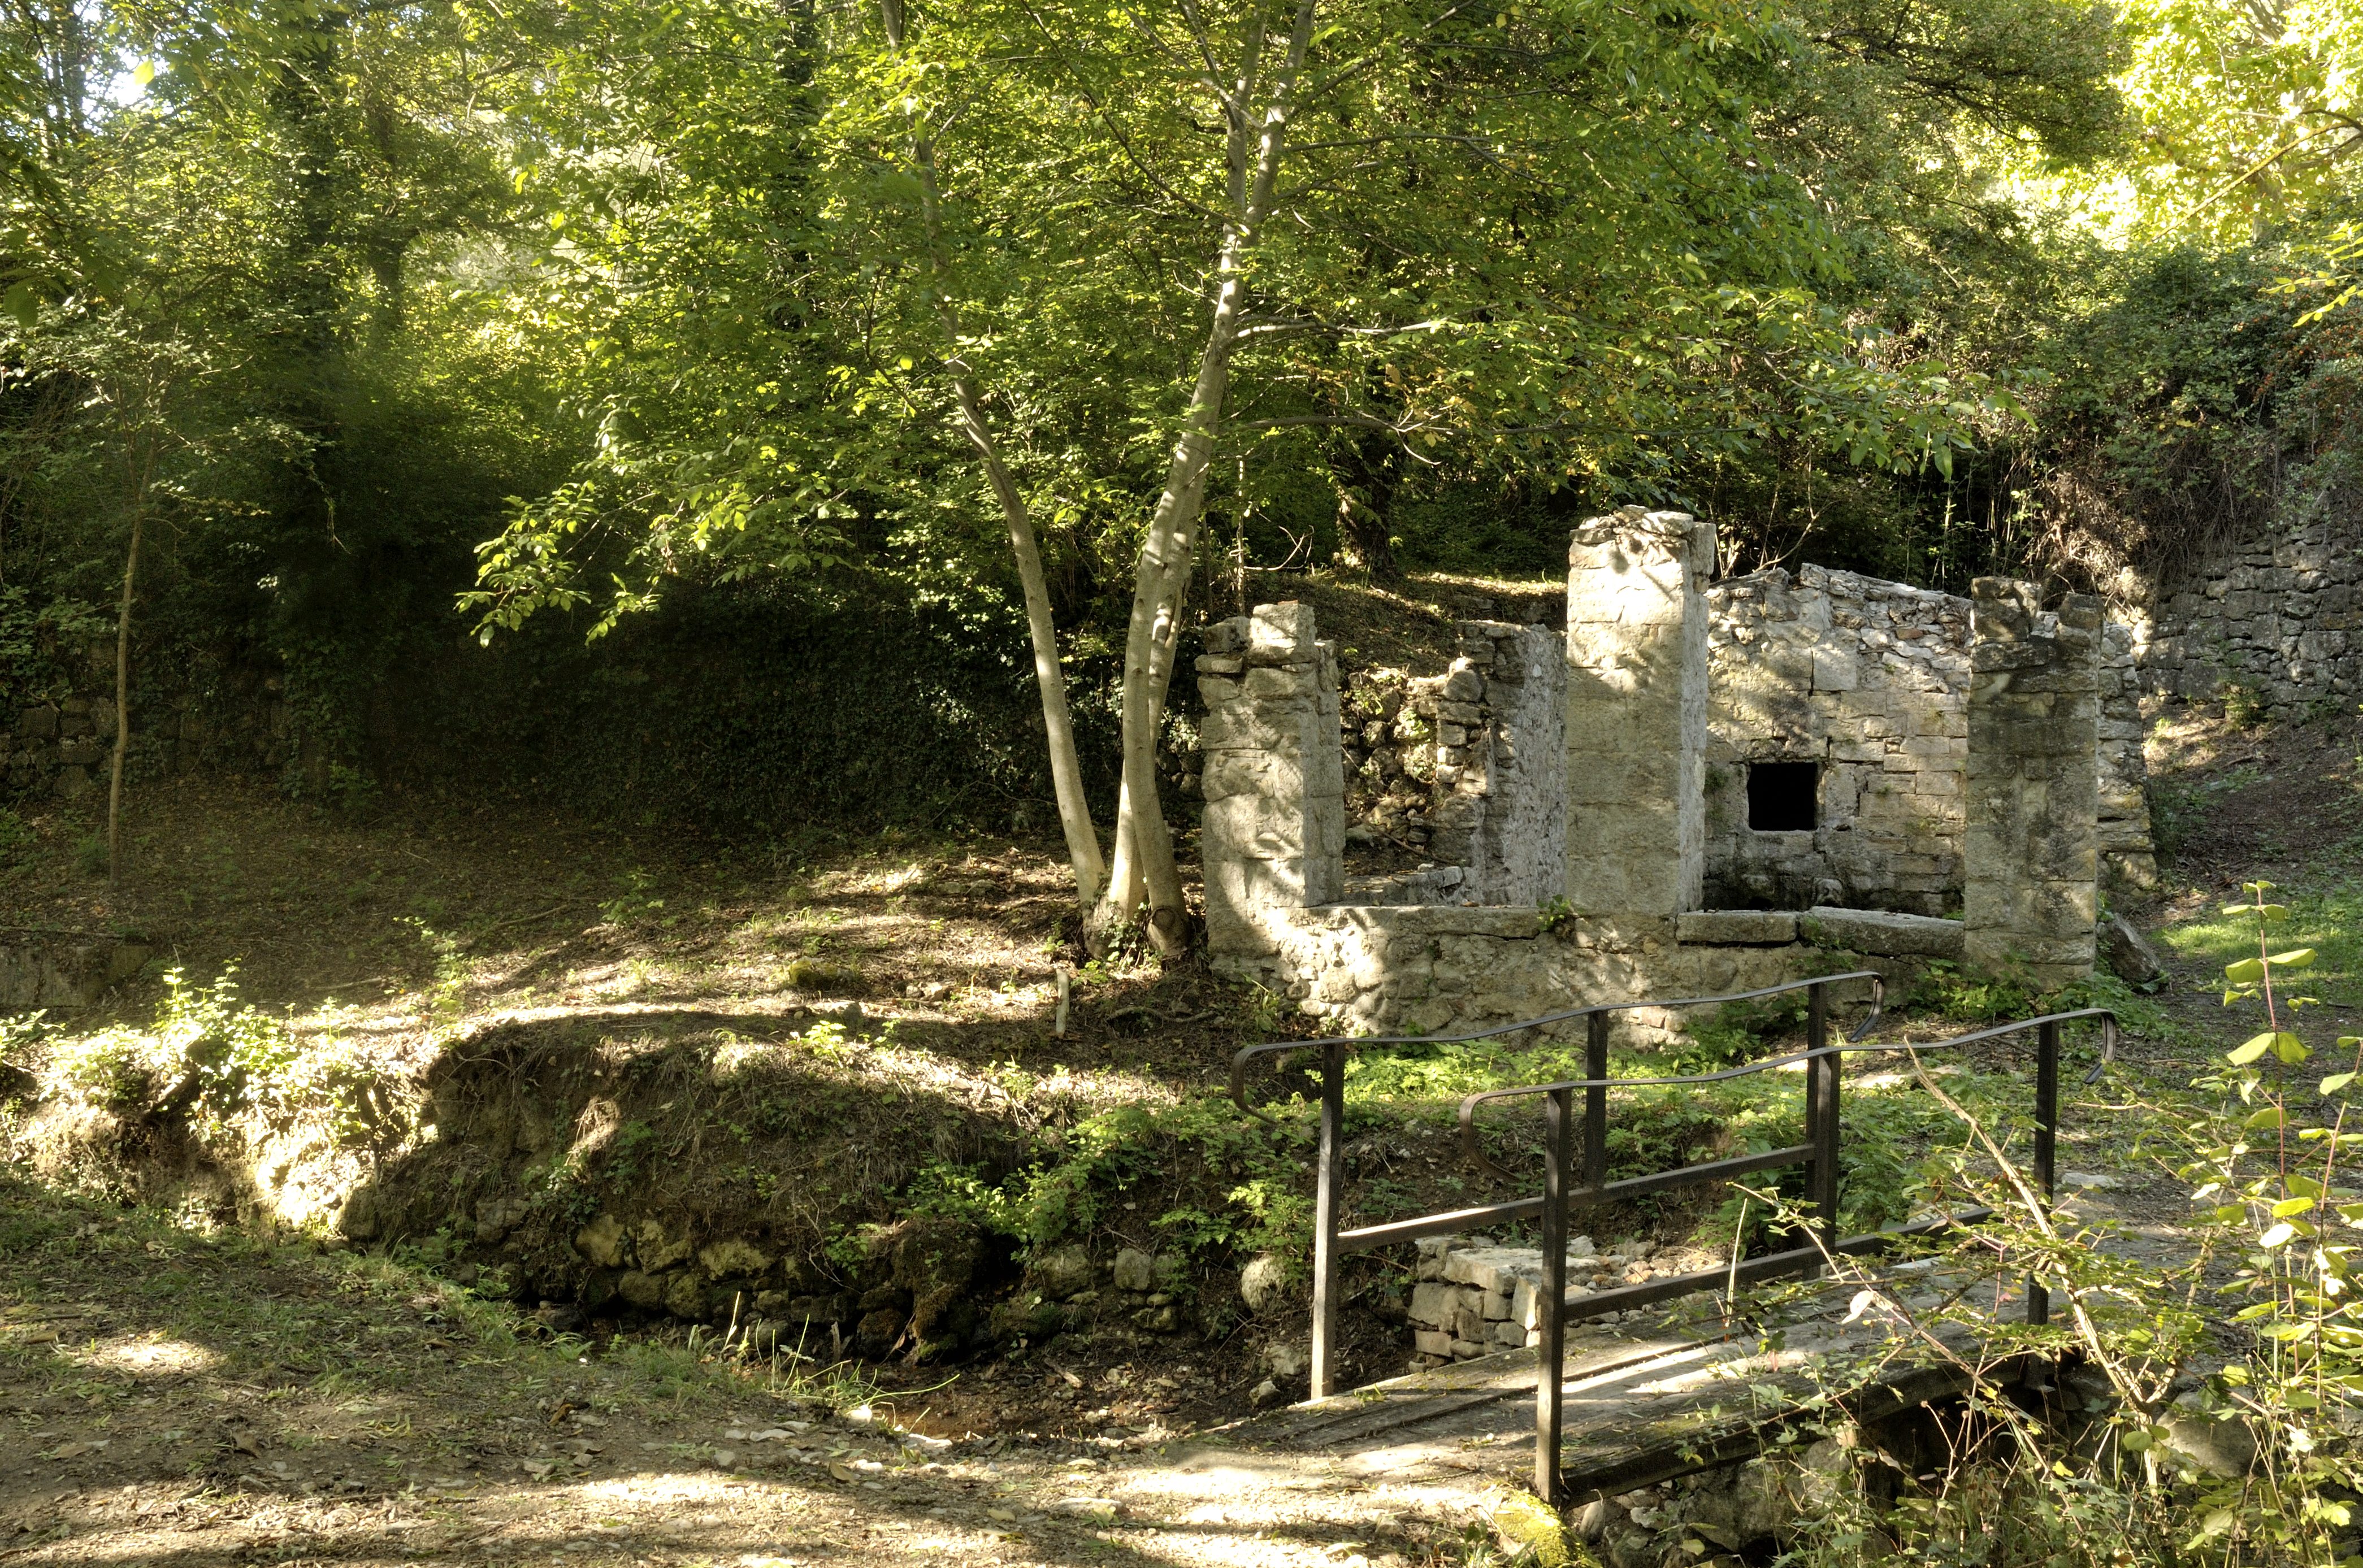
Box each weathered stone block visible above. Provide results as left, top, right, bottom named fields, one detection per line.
left=1800, top=906, right=1965, bottom=959
left=1676, top=910, right=1799, bottom=945
left=1246, top=601, right=1317, bottom=664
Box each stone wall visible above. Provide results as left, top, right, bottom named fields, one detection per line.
left=5, top=633, right=292, bottom=804
left=1195, top=515, right=2128, bottom=1029
left=2098, top=623, right=2158, bottom=890
left=1564, top=509, right=1713, bottom=944
left=1199, top=605, right=1346, bottom=957
left=1336, top=622, right=1566, bottom=908
left=2140, top=497, right=2363, bottom=716
left=1240, top=557, right=2156, bottom=918
left=0, top=929, right=153, bottom=1010
left=1702, top=566, right=2153, bottom=908
left=1198, top=563, right=1973, bottom=1033
left=1703, top=568, right=1970, bottom=915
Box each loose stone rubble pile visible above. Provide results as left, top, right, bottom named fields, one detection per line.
left=1404, top=1235, right=1683, bottom=1366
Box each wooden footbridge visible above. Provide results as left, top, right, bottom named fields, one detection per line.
left=1219, top=974, right=2118, bottom=1506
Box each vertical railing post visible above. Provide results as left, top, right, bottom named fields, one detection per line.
left=1583, top=1012, right=1610, bottom=1191
left=1805, top=981, right=1841, bottom=1265
left=1310, top=1039, right=1346, bottom=1400
left=2028, top=1018, right=2059, bottom=1327
left=1535, top=1084, right=1571, bottom=1502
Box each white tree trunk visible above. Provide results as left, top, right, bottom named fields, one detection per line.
left=1096, top=0, right=1319, bottom=953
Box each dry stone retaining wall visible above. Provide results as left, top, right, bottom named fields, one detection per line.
left=6, top=635, right=293, bottom=803
left=2140, top=498, right=2363, bottom=716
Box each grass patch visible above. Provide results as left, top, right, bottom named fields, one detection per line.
left=2157, top=879, right=2363, bottom=1005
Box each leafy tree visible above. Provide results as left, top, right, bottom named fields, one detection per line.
left=472, top=0, right=2039, bottom=949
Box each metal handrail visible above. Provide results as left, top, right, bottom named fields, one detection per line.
left=1228, top=972, right=1884, bottom=1410
left=1227, top=971, right=1887, bottom=1122
left=1228, top=972, right=2117, bottom=1505
left=1459, top=1007, right=2121, bottom=1177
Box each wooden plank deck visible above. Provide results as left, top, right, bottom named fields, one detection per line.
left=1166, top=1268, right=2029, bottom=1510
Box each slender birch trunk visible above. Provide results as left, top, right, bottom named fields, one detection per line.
left=1095, top=0, right=1319, bottom=953
left=882, top=0, right=1107, bottom=909
left=106, top=505, right=141, bottom=885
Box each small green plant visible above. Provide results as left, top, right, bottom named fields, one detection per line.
left=35, top=970, right=400, bottom=1148
left=0, top=807, right=32, bottom=865
left=1535, top=894, right=1576, bottom=934
left=1675, top=993, right=1806, bottom=1072
left=323, top=762, right=378, bottom=814
left=600, top=866, right=665, bottom=924
left=603, top=1120, right=661, bottom=1185
left=2220, top=676, right=2270, bottom=729
left=1763, top=880, right=2363, bottom=1567
left=400, top=918, right=469, bottom=1036
left=73, top=832, right=107, bottom=876
left=51, top=968, right=296, bottom=1123
left=1910, top=958, right=2033, bottom=1023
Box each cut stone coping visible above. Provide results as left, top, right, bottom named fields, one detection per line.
left=1674, top=910, right=1798, bottom=946
left=1800, top=906, right=1965, bottom=959
left=1292, top=904, right=1543, bottom=939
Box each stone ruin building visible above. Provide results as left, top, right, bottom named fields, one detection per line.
left=1193, top=509, right=2157, bottom=1030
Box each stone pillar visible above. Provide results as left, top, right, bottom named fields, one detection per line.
left=1563, top=508, right=1712, bottom=941
left=2096, top=620, right=2160, bottom=893
left=1963, top=580, right=2101, bottom=987
left=1198, top=602, right=1345, bottom=955
left=1465, top=622, right=1566, bottom=906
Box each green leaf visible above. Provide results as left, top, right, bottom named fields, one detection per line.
left=2261, top=1222, right=2300, bottom=1247
left=2270, top=948, right=2318, bottom=970
left=2278, top=1033, right=2313, bottom=1064
left=2274, top=1196, right=2320, bottom=1218
left=2230, top=1032, right=2279, bottom=1065
left=2323, top=1073, right=2356, bottom=1095
left=132, top=60, right=155, bottom=87
left=2225, top=958, right=2265, bottom=985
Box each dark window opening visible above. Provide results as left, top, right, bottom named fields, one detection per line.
left=1747, top=762, right=1818, bottom=832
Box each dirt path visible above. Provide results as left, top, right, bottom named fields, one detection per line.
left=0, top=1182, right=1470, bottom=1568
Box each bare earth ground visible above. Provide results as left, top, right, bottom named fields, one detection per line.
left=0, top=1190, right=1449, bottom=1568
left=0, top=693, right=2337, bottom=1565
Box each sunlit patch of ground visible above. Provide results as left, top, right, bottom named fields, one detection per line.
left=0, top=1184, right=1440, bottom=1568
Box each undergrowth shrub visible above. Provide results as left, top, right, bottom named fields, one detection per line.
left=901, top=1093, right=1319, bottom=1262
left=34, top=969, right=402, bottom=1145
left=1752, top=882, right=2363, bottom=1566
